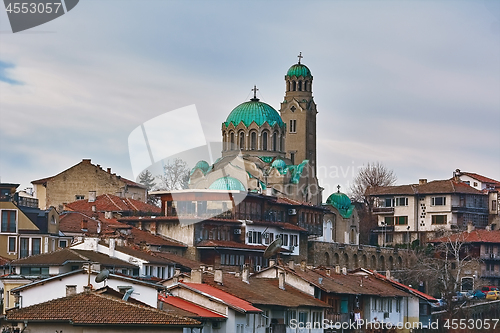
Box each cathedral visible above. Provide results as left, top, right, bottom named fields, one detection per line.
left=189, top=54, right=322, bottom=205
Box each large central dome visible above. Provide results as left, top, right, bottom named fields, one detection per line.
left=286, top=63, right=312, bottom=78
left=224, top=99, right=284, bottom=128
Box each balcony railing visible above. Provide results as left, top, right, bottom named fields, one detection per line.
left=480, top=253, right=500, bottom=261
left=373, top=207, right=394, bottom=214
left=481, top=270, right=500, bottom=278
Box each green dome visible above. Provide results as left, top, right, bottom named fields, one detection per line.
left=190, top=160, right=210, bottom=175
left=224, top=99, right=284, bottom=128
left=209, top=176, right=246, bottom=191
left=271, top=159, right=287, bottom=173
left=326, top=192, right=354, bottom=219
left=287, top=64, right=312, bottom=78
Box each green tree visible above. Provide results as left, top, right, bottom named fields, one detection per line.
left=138, top=169, right=158, bottom=206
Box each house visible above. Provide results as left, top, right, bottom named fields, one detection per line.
left=59, top=210, right=187, bottom=255
left=31, top=158, right=147, bottom=210
left=3, top=290, right=200, bottom=333
left=0, top=183, right=71, bottom=260
left=124, top=189, right=325, bottom=270
left=367, top=178, right=489, bottom=246
left=252, top=262, right=425, bottom=332
left=430, top=228, right=500, bottom=288
left=9, top=268, right=165, bottom=308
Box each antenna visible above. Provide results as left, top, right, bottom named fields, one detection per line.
left=95, top=269, right=110, bottom=285
left=263, top=237, right=283, bottom=259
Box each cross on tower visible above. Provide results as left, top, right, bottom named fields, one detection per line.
left=252, top=85, right=259, bottom=99
left=297, top=52, right=303, bottom=64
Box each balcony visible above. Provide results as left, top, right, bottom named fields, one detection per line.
left=480, top=253, right=500, bottom=261
left=451, top=206, right=488, bottom=214
left=481, top=270, right=500, bottom=278
left=373, top=207, right=394, bottom=214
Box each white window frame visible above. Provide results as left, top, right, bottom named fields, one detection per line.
left=7, top=236, right=17, bottom=254
left=431, top=196, right=446, bottom=206
left=1, top=209, right=18, bottom=234
left=395, top=197, right=408, bottom=206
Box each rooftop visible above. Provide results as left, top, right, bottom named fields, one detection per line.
left=367, top=179, right=484, bottom=196
left=65, top=193, right=161, bottom=214
left=430, top=229, right=500, bottom=244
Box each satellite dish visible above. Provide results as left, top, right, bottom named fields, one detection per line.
left=95, top=269, right=110, bottom=283
left=263, top=237, right=283, bottom=259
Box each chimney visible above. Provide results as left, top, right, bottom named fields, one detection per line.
left=269, top=259, right=276, bottom=267
left=88, top=191, right=96, bottom=202
left=92, top=205, right=96, bottom=212
left=342, top=267, right=347, bottom=275
left=326, top=268, right=331, bottom=276
left=278, top=271, right=285, bottom=290
left=467, top=222, right=475, bottom=233
left=200, top=265, right=206, bottom=272
left=107, top=168, right=111, bottom=174
left=419, top=179, right=427, bottom=185
left=105, top=211, right=113, bottom=219
left=486, top=225, right=491, bottom=231
left=109, top=238, right=115, bottom=257
left=242, top=265, right=250, bottom=284
left=214, top=269, right=223, bottom=285
left=386, top=270, right=391, bottom=280
left=190, top=269, right=202, bottom=283
left=81, top=219, right=88, bottom=231
left=300, top=260, right=306, bottom=271
left=82, top=159, right=91, bottom=164
left=174, top=269, right=181, bottom=276
left=288, top=260, right=294, bottom=270
left=335, top=265, right=341, bottom=274
left=453, top=169, right=461, bottom=181
left=115, top=191, right=122, bottom=197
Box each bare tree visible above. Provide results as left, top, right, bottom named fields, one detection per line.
left=349, top=162, right=397, bottom=203
left=157, top=158, right=190, bottom=191
left=349, top=162, right=397, bottom=244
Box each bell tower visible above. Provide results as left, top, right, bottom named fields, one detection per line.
left=280, top=53, right=317, bottom=172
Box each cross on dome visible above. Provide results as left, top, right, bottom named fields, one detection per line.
left=337, top=184, right=341, bottom=193
left=297, top=52, right=303, bottom=64
left=251, top=85, right=259, bottom=101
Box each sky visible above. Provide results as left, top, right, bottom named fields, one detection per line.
left=0, top=0, right=499, bottom=198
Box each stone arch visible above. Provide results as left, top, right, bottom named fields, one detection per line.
left=292, top=81, right=296, bottom=91
left=222, top=130, right=227, bottom=150
left=334, top=252, right=340, bottom=266
left=379, top=256, right=386, bottom=271
left=298, top=80, right=302, bottom=91
left=239, top=131, right=245, bottom=150
left=262, top=130, right=269, bottom=151
left=272, top=131, right=278, bottom=151
left=343, top=253, right=349, bottom=269
left=250, top=131, right=257, bottom=150
left=325, top=252, right=330, bottom=266
left=353, top=254, right=358, bottom=269
left=229, top=131, right=235, bottom=150
left=362, top=254, right=368, bottom=268
left=371, top=255, right=376, bottom=269
left=287, top=80, right=291, bottom=91
left=389, top=256, right=394, bottom=270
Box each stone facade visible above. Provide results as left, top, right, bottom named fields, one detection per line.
left=32, top=159, right=147, bottom=210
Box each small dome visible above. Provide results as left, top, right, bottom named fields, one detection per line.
left=224, top=99, right=284, bottom=128
left=326, top=191, right=354, bottom=218
left=209, top=176, right=246, bottom=191
left=287, top=64, right=312, bottom=78
left=271, top=159, right=287, bottom=172
left=190, top=160, right=210, bottom=175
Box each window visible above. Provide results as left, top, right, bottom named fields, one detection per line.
left=290, top=152, right=295, bottom=165
left=492, top=200, right=497, bottom=211
left=250, top=131, right=257, bottom=150
left=8, top=236, right=16, bottom=253
left=312, top=311, right=322, bottom=326
left=1, top=210, right=16, bottom=233
left=298, top=311, right=308, bottom=325
left=395, top=216, right=408, bottom=225
left=474, top=182, right=478, bottom=187
left=384, top=217, right=394, bottom=225
left=239, top=132, right=245, bottom=149
left=384, top=198, right=394, bottom=207
left=279, top=234, right=289, bottom=246
left=432, top=196, right=446, bottom=206
left=59, top=239, right=68, bottom=248
left=20, top=238, right=29, bottom=258
left=75, top=195, right=85, bottom=200
left=285, top=309, right=296, bottom=326
left=385, top=233, right=393, bottom=243
left=432, top=215, right=447, bottom=225
left=248, top=231, right=262, bottom=244
left=262, top=131, right=268, bottom=151
left=396, top=298, right=401, bottom=312
left=289, top=119, right=297, bottom=133
left=273, top=132, right=278, bottom=151
left=291, top=235, right=298, bottom=247
left=32, top=238, right=41, bottom=255
left=20, top=267, right=49, bottom=275
left=395, top=197, right=408, bottom=206
left=388, top=298, right=393, bottom=312
left=230, top=132, right=235, bottom=150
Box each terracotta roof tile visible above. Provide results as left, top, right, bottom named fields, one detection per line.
left=5, top=291, right=200, bottom=326
left=367, top=180, right=483, bottom=196
left=158, top=294, right=225, bottom=318
left=181, top=282, right=262, bottom=312
left=460, top=173, right=500, bottom=185
left=430, top=229, right=500, bottom=244
left=65, top=194, right=160, bottom=213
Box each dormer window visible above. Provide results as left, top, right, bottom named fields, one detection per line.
left=1, top=210, right=17, bottom=233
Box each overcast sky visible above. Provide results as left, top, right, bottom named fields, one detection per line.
left=1, top=0, right=499, bottom=198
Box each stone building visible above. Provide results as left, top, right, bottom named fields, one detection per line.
left=189, top=55, right=322, bottom=205
left=32, top=159, right=147, bottom=210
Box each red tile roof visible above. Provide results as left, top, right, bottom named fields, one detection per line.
left=430, top=229, right=500, bottom=244
left=459, top=172, right=500, bottom=185
left=250, top=221, right=307, bottom=232
left=158, top=294, right=225, bottom=318
left=153, top=252, right=204, bottom=271
left=5, top=291, right=200, bottom=326
left=367, top=180, right=483, bottom=196
left=65, top=194, right=160, bottom=213
left=181, top=282, right=262, bottom=313
left=196, top=240, right=267, bottom=251
left=0, top=255, right=11, bottom=266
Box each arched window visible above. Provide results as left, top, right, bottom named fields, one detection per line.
left=262, top=131, right=268, bottom=151
left=304, top=81, right=308, bottom=91
left=272, top=132, right=278, bottom=151
left=298, top=81, right=302, bottom=91
left=250, top=131, right=257, bottom=150
left=287, top=80, right=291, bottom=91
left=239, top=132, right=245, bottom=150
left=292, top=81, right=296, bottom=91
left=230, top=132, right=235, bottom=150
left=222, top=131, right=227, bottom=150
left=280, top=135, right=284, bottom=152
